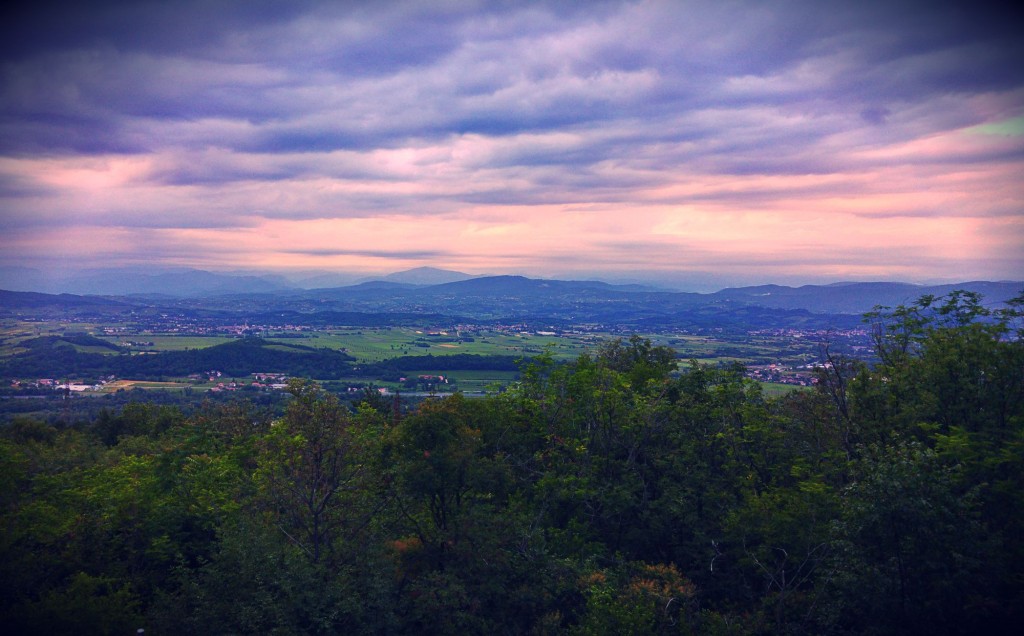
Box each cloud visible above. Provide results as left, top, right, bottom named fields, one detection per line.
left=0, top=0, right=1021, bottom=285
left=282, top=248, right=450, bottom=260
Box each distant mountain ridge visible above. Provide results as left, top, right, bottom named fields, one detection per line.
left=0, top=267, right=296, bottom=297
left=293, top=277, right=1023, bottom=324
left=711, top=280, right=1022, bottom=314
left=0, top=266, right=481, bottom=296
left=1, top=275, right=1020, bottom=325
left=0, top=289, right=129, bottom=309
left=377, top=267, right=477, bottom=286
left=424, top=275, right=651, bottom=295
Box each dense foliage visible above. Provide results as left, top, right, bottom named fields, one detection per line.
left=1, top=292, right=1021, bottom=634
left=0, top=337, right=355, bottom=380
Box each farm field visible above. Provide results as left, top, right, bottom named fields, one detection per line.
left=3, top=320, right=829, bottom=366
left=757, top=382, right=808, bottom=398
left=287, top=328, right=597, bottom=362
left=99, top=380, right=192, bottom=393
left=1, top=318, right=841, bottom=405
left=106, top=335, right=238, bottom=351
left=0, top=321, right=94, bottom=355
left=271, top=328, right=810, bottom=367
left=390, top=369, right=521, bottom=393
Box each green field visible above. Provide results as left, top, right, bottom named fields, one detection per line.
left=758, top=382, right=809, bottom=397
left=99, top=380, right=193, bottom=393
left=274, top=328, right=597, bottom=363
left=399, top=369, right=520, bottom=392
left=0, top=321, right=54, bottom=355
left=70, top=344, right=123, bottom=355
left=1, top=320, right=826, bottom=396
left=3, top=321, right=785, bottom=366
left=103, top=335, right=237, bottom=351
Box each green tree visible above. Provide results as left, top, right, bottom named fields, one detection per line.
left=828, top=441, right=989, bottom=634
left=254, top=379, right=374, bottom=566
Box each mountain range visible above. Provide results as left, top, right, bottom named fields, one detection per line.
left=1, top=271, right=1019, bottom=330
left=284, top=277, right=1021, bottom=326
left=4, top=264, right=1017, bottom=315
left=0, top=266, right=475, bottom=296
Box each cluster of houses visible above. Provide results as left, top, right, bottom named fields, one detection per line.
left=245, top=372, right=290, bottom=391
left=744, top=364, right=817, bottom=387
left=189, top=371, right=291, bottom=392
left=12, top=372, right=298, bottom=395
left=12, top=377, right=117, bottom=393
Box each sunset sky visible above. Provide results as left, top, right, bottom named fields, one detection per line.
left=1, top=0, right=1021, bottom=290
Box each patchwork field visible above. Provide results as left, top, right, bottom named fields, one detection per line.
left=268, top=328, right=598, bottom=363
left=100, top=380, right=192, bottom=393
left=1, top=319, right=824, bottom=397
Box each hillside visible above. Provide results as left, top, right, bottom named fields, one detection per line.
left=710, top=280, right=1023, bottom=313
left=2, top=278, right=1019, bottom=329
left=0, top=337, right=356, bottom=380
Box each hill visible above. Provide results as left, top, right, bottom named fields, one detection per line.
left=709, top=281, right=1023, bottom=314
left=379, top=267, right=477, bottom=285
left=0, top=290, right=128, bottom=310
left=2, top=277, right=1019, bottom=330
left=0, top=337, right=356, bottom=380
left=0, top=268, right=295, bottom=297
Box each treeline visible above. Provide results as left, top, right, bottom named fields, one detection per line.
left=0, top=386, right=291, bottom=433
left=0, top=337, right=355, bottom=381
left=1, top=337, right=523, bottom=386
left=1, top=291, right=1022, bottom=634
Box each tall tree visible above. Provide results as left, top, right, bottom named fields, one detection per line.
left=254, top=380, right=373, bottom=566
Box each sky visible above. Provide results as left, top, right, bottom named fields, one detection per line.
left=0, top=0, right=1022, bottom=290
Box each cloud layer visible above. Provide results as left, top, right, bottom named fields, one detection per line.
left=1, top=0, right=1021, bottom=287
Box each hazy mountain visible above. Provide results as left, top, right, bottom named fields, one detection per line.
left=24, top=268, right=295, bottom=297
left=232, top=275, right=1022, bottom=319
left=300, top=275, right=663, bottom=303
left=0, top=288, right=129, bottom=309
left=379, top=267, right=477, bottom=286
left=2, top=273, right=1018, bottom=329
left=291, top=272, right=364, bottom=289
left=325, top=281, right=419, bottom=292
left=0, top=267, right=54, bottom=293
left=710, top=281, right=1023, bottom=314
left=288, top=267, right=474, bottom=288
left=424, top=275, right=668, bottom=296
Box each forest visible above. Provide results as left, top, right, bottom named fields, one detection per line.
left=0, top=335, right=357, bottom=382
left=1, top=291, right=1022, bottom=635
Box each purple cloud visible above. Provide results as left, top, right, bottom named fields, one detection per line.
left=0, top=0, right=1020, bottom=286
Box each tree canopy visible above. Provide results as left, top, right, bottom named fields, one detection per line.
left=1, top=290, right=1022, bottom=634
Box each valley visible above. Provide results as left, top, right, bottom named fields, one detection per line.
left=1, top=275, right=1015, bottom=422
